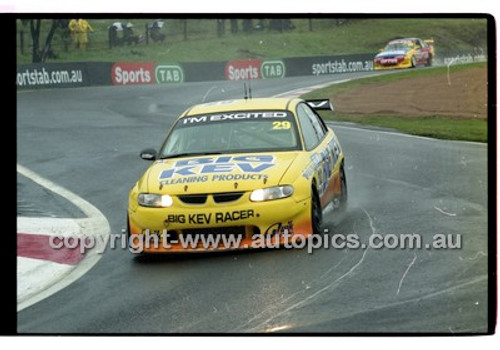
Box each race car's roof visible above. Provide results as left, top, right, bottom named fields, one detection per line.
left=182, top=98, right=300, bottom=117
left=388, top=38, right=419, bottom=44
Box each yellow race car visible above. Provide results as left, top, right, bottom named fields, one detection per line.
left=127, top=97, right=347, bottom=252
left=374, top=37, right=434, bottom=70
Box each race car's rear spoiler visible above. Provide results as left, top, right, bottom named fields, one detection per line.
left=306, top=99, right=334, bottom=111
left=424, top=39, right=434, bottom=45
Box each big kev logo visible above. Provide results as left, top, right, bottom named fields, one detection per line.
left=111, top=62, right=155, bottom=85
left=155, top=65, right=184, bottom=84
left=225, top=59, right=261, bottom=81
left=159, top=155, right=275, bottom=179
left=261, top=60, right=285, bottom=79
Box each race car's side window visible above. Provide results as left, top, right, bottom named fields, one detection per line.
left=303, top=103, right=328, bottom=137
left=312, top=109, right=328, bottom=134
left=297, top=103, right=320, bottom=150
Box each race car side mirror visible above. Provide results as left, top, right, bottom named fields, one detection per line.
left=140, top=148, right=157, bottom=161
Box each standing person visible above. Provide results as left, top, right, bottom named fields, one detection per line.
left=149, top=20, right=165, bottom=43
left=123, top=22, right=139, bottom=45
left=76, top=19, right=93, bottom=50
left=68, top=19, right=78, bottom=48
left=108, top=22, right=124, bottom=48
left=216, top=19, right=225, bottom=37
left=230, top=19, right=238, bottom=34
left=242, top=19, right=253, bottom=33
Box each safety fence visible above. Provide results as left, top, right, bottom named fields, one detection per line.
left=16, top=19, right=367, bottom=57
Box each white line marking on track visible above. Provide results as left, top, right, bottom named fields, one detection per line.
left=17, top=164, right=110, bottom=312
left=17, top=217, right=82, bottom=236
left=272, top=72, right=387, bottom=98
left=17, top=164, right=106, bottom=219
left=272, top=79, right=352, bottom=98
left=245, top=205, right=376, bottom=332
left=396, top=254, right=418, bottom=296
left=328, top=123, right=487, bottom=146
left=447, top=57, right=458, bottom=86
left=434, top=206, right=457, bottom=217
left=321, top=275, right=488, bottom=326
left=249, top=246, right=371, bottom=332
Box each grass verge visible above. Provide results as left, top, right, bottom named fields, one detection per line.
left=303, top=62, right=486, bottom=98
left=303, top=62, right=487, bottom=143
left=323, top=114, right=487, bottom=142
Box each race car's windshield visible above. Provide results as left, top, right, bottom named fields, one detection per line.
left=384, top=42, right=413, bottom=52
left=159, top=110, right=300, bottom=158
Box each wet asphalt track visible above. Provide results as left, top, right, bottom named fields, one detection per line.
left=17, top=73, right=488, bottom=333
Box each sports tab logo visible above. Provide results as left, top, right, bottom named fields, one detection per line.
left=111, top=62, right=156, bottom=85
left=225, top=59, right=261, bottom=81
left=155, top=65, right=184, bottom=84
left=261, top=60, right=285, bottom=79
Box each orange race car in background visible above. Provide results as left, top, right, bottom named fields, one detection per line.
left=374, top=37, right=434, bottom=70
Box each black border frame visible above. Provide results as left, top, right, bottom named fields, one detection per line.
left=8, top=13, right=496, bottom=336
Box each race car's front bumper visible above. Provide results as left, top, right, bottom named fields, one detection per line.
left=128, top=194, right=312, bottom=253
left=374, top=56, right=412, bottom=70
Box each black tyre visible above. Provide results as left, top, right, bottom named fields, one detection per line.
left=311, top=186, right=322, bottom=235
left=126, top=214, right=131, bottom=237
left=425, top=55, right=433, bottom=67
left=126, top=214, right=133, bottom=248
left=411, top=56, right=417, bottom=68
left=338, top=164, right=348, bottom=212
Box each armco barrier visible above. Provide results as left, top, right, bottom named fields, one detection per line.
left=156, top=64, right=185, bottom=84
left=16, top=50, right=487, bottom=90
left=16, top=62, right=113, bottom=90
left=86, top=62, right=114, bottom=86
left=283, top=53, right=375, bottom=77
left=182, top=61, right=227, bottom=82
left=225, top=59, right=262, bottom=80
left=434, top=51, right=487, bottom=66
left=111, top=62, right=156, bottom=85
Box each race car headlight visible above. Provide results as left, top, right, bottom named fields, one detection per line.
left=250, top=185, right=294, bottom=202
left=138, top=193, right=173, bottom=207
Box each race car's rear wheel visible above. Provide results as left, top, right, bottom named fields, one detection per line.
left=311, top=186, right=322, bottom=235
left=425, top=55, right=433, bottom=67
left=338, top=164, right=348, bottom=212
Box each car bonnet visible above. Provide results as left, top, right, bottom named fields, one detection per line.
left=145, top=152, right=299, bottom=195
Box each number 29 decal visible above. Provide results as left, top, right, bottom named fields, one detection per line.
left=272, top=121, right=291, bottom=130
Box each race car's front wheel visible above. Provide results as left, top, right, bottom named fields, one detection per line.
left=411, top=56, right=417, bottom=68
left=311, top=186, right=322, bottom=235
